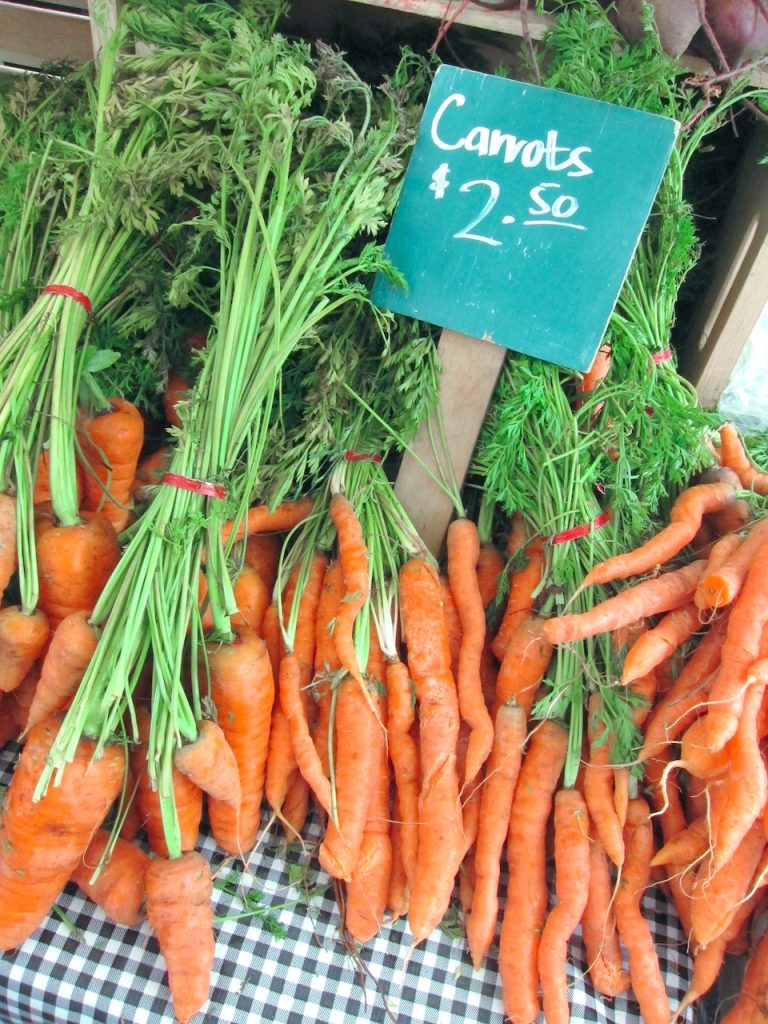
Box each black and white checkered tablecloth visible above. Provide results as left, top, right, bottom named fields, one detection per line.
left=0, top=741, right=693, bottom=1024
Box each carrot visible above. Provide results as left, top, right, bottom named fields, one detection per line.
left=386, top=657, right=420, bottom=892
left=708, top=663, right=768, bottom=871
left=0, top=492, right=17, bottom=599
left=492, top=535, right=545, bottom=661
left=311, top=559, right=344, bottom=778
left=580, top=825, right=630, bottom=998
left=145, top=851, right=215, bottom=1024
left=719, top=924, right=768, bottom=1024
left=694, top=518, right=768, bottom=610
left=0, top=606, right=50, bottom=694
left=466, top=700, right=526, bottom=968
left=318, top=673, right=380, bottom=881
left=207, top=630, right=275, bottom=855
left=650, top=816, right=710, bottom=868
left=0, top=694, right=18, bottom=747
left=0, top=716, right=125, bottom=950
left=173, top=718, right=241, bottom=810
left=440, top=575, right=462, bottom=678
left=119, top=762, right=144, bottom=842
left=24, top=610, right=98, bottom=731
left=447, top=518, right=493, bottom=786
left=325, top=494, right=368, bottom=686
left=685, top=536, right=768, bottom=753
left=163, top=369, right=190, bottom=430
left=130, top=708, right=202, bottom=859
left=718, top=421, right=768, bottom=495
left=538, top=787, right=591, bottom=1024
left=131, top=445, right=172, bottom=498
left=71, top=829, right=151, bottom=928
left=230, top=565, right=270, bottom=634
left=708, top=499, right=751, bottom=537
left=584, top=692, right=624, bottom=867
left=476, top=540, right=504, bottom=609
left=344, top=656, right=391, bottom=943
left=494, top=613, right=553, bottom=717
left=581, top=482, right=736, bottom=590
left=388, top=802, right=409, bottom=921
left=613, top=798, right=671, bottom=1024
left=220, top=497, right=314, bottom=548
left=621, top=602, right=702, bottom=685
left=544, top=560, right=706, bottom=645
left=457, top=720, right=481, bottom=853
left=690, top=819, right=766, bottom=947
left=243, top=532, right=282, bottom=595
left=574, top=342, right=611, bottom=413
left=499, top=719, right=568, bottom=1024
left=33, top=449, right=84, bottom=507
left=35, top=510, right=120, bottom=630
left=638, top=613, right=728, bottom=762
left=9, top=666, right=39, bottom=734
left=78, top=397, right=144, bottom=534
left=264, top=709, right=298, bottom=826
left=399, top=557, right=465, bottom=945
left=281, top=770, right=309, bottom=837
left=261, top=603, right=281, bottom=679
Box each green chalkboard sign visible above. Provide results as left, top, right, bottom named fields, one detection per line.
left=372, top=66, right=677, bottom=373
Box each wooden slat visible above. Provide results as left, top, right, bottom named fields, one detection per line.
left=0, top=1, right=92, bottom=66
left=345, top=0, right=551, bottom=38
left=394, top=328, right=506, bottom=557
left=679, top=123, right=768, bottom=409
left=87, top=0, right=119, bottom=60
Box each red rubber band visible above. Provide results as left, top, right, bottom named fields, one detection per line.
left=42, top=284, right=93, bottom=317
left=162, top=473, right=226, bottom=499
left=651, top=347, right=672, bottom=365
left=550, top=509, right=611, bottom=546
left=344, top=451, right=382, bottom=464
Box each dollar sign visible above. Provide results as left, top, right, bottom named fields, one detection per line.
left=429, top=162, right=450, bottom=200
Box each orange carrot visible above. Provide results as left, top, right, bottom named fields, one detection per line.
left=584, top=692, right=624, bottom=867
left=695, top=518, right=768, bottom=610
left=24, top=610, right=98, bottom=730
left=71, top=829, right=151, bottom=928
left=207, top=630, right=275, bottom=855
left=614, top=798, right=670, bottom=1024
left=399, top=557, right=464, bottom=945
left=476, top=540, right=504, bottom=609
left=638, top=613, right=728, bottom=762
left=328, top=494, right=368, bottom=686
left=388, top=802, right=409, bottom=921
left=35, top=510, right=120, bottom=630
left=220, top=497, right=314, bottom=548
left=261, top=603, right=281, bottom=678
left=34, top=449, right=84, bottom=507
left=581, top=482, right=736, bottom=590
left=492, top=535, right=545, bottom=661
left=118, top=762, right=144, bottom=842
left=719, top=924, right=768, bottom=1024
left=163, top=370, right=190, bottom=429
left=0, top=716, right=125, bottom=950
left=718, top=421, right=768, bottom=495
left=311, top=559, right=344, bottom=778
left=386, top=657, right=420, bottom=892
left=690, top=819, right=766, bottom=948
left=708, top=663, right=768, bottom=871
left=281, top=770, right=309, bottom=837
left=318, top=673, right=380, bottom=881
left=708, top=499, right=751, bottom=537
left=0, top=492, right=17, bottom=599
left=230, top=565, right=270, bottom=634
left=173, top=718, right=241, bottom=810
left=243, top=532, right=282, bottom=595
left=264, top=709, right=297, bottom=825
left=0, top=606, right=50, bottom=694
left=447, top=518, right=493, bottom=786
left=574, top=342, right=611, bottom=413
left=545, top=561, right=706, bottom=645
left=78, top=397, right=144, bottom=534
left=621, top=602, right=702, bottom=685
left=440, top=575, right=462, bottom=678
left=499, top=719, right=568, bottom=1024
left=538, top=787, right=591, bottom=1024
left=131, top=708, right=202, bottom=859
left=466, top=700, right=526, bottom=968
left=494, top=613, right=553, bottom=717
left=131, top=445, right=172, bottom=498
left=650, top=816, right=710, bottom=868
left=9, top=666, right=39, bottom=734
left=145, top=851, right=215, bottom=1024
left=685, top=535, right=768, bottom=753
left=580, top=826, right=630, bottom=998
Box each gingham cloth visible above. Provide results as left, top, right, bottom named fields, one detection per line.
left=0, top=741, right=693, bottom=1024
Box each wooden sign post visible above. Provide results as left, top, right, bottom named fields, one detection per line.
left=373, top=66, right=678, bottom=554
